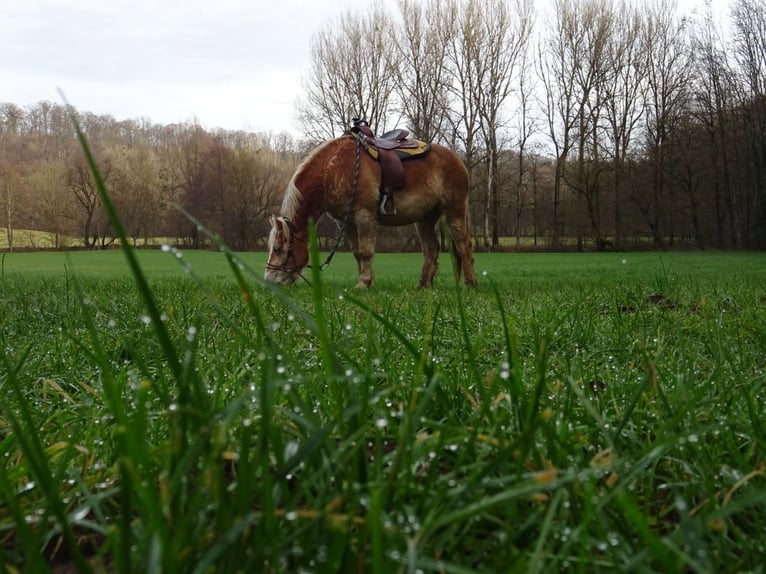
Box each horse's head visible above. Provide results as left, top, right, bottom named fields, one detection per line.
left=264, top=215, right=308, bottom=285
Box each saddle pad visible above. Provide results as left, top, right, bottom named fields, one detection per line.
left=355, top=134, right=431, bottom=161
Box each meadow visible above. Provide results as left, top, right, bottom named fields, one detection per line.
left=1, top=243, right=765, bottom=573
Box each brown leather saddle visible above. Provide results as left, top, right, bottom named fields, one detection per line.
left=349, top=118, right=431, bottom=215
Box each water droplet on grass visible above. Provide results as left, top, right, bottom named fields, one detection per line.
left=71, top=507, right=90, bottom=521
left=284, top=441, right=299, bottom=459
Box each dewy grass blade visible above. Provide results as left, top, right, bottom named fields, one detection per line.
left=425, top=470, right=579, bottom=531
left=0, top=346, right=92, bottom=574
left=0, top=417, right=51, bottom=574
left=306, top=221, right=342, bottom=378
left=62, top=95, right=213, bottom=570
left=343, top=293, right=435, bottom=380
left=174, top=203, right=323, bottom=345
left=62, top=96, right=184, bottom=392
left=528, top=488, right=565, bottom=573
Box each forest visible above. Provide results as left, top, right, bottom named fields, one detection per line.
left=1, top=0, right=764, bottom=252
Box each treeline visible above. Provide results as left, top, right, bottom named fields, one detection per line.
left=0, top=102, right=298, bottom=251
left=2, top=0, right=765, bottom=251
left=298, top=0, right=766, bottom=250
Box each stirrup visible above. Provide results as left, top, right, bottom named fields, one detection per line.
left=379, top=195, right=396, bottom=215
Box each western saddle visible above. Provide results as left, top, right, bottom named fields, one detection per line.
left=349, top=118, right=431, bottom=215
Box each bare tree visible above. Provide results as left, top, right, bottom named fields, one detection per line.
left=538, top=0, right=582, bottom=247
left=640, top=0, right=693, bottom=247
left=601, top=1, right=647, bottom=249
left=476, top=0, right=534, bottom=248
left=566, top=0, right=614, bottom=251
left=109, top=137, right=164, bottom=246
left=692, top=2, right=740, bottom=247
left=158, top=123, right=214, bottom=246
left=443, top=0, right=534, bottom=248
left=219, top=141, right=289, bottom=250
left=512, top=50, right=540, bottom=249
left=297, top=6, right=398, bottom=142
left=25, top=159, right=72, bottom=248
left=442, top=0, right=482, bottom=170
left=393, top=0, right=452, bottom=142
left=1, top=104, right=25, bottom=251
left=67, top=153, right=113, bottom=248
left=731, top=0, right=766, bottom=247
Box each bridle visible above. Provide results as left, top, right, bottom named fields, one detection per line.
left=265, top=219, right=311, bottom=285
left=266, top=134, right=362, bottom=283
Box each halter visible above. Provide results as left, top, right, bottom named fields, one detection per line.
left=265, top=218, right=310, bottom=284
left=267, top=135, right=362, bottom=282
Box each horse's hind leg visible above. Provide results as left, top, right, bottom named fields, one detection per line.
left=415, top=214, right=440, bottom=287
left=446, top=211, right=477, bottom=287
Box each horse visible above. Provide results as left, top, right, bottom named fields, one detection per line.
left=263, top=134, right=477, bottom=289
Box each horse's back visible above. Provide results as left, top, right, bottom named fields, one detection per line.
left=404, top=142, right=469, bottom=201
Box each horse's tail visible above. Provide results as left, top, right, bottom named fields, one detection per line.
left=449, top=211, right=471, bottom=285
left=448, top=209, right=477, bottom=287
left=450, top=237, right=463, bottom=284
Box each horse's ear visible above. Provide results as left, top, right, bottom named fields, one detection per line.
left=277, top=217, right=291, bottom=242
left=269, top=214, right=277, bottom=227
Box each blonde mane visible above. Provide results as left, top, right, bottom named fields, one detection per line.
left=280, top=180, right=302, bottom=221
left=280, top=138, right=338, bottom=221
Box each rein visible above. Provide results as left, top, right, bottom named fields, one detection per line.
left=313, top=133, right=361, bottom=271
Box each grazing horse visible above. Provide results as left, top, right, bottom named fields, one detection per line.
left=264, top=134, right=477, bottom=288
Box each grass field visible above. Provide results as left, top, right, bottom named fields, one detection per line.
left=1, top=243, right=765, bottom=573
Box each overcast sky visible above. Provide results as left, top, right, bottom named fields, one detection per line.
left=0, top=0, right=397, bottom=134
left=1, top=0, right=729, bottom=136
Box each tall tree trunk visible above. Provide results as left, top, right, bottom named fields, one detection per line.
left=484, top=146, right=494, bottom=249
left=3, top=182, right=12, bottom=253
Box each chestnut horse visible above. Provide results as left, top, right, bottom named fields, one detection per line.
left=264, top=135, right=477, bottom=288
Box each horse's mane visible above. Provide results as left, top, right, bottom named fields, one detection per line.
left=280, top=138, right=341, bottom=221
left=280, top=180, right=302, bottom=221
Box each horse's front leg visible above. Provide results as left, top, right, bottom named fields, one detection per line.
left=347, top=218, right=377, bottom=288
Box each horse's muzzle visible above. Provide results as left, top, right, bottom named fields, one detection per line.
left=264, top=267, right=297, bottom=285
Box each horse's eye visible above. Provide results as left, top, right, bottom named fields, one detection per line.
left=274, top=246, right=283, bottom=255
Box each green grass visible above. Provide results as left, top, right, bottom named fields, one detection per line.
left=1, top=245, right=765, bottom=573
left=1, top=118, right=765, bottom=572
